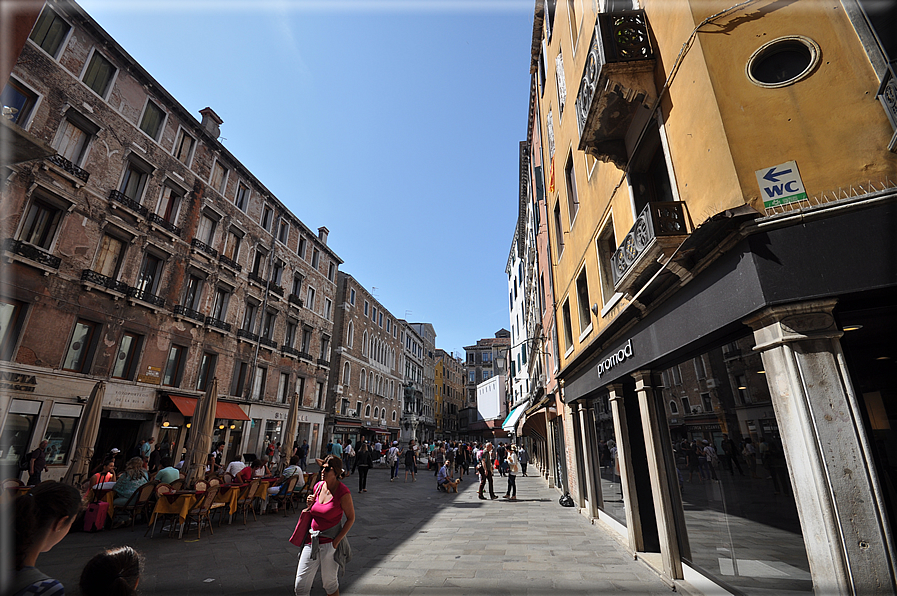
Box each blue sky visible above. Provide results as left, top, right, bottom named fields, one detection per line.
left=77, top=0, right=535, bottom=357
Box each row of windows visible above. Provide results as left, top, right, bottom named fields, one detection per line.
left=361, top=299, right=396, bottom=336
left=340, top=362, right=398, bottom=400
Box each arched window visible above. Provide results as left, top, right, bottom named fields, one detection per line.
left=369, top=371, right=374, bottom=392
left=360, top=368, right=366, bottom=390
left=347, top=321, right=354, bottom=347
left=392, top=410, right=397, bottom=421
left=373, top=407, right=379, bottom=419
left=669, top=400, right=679, bottom=415
left=362, top=331, right=368, bottom=356
left=343, top=362, right=350, bottom=385
left=364, top=404, right=371, bottom=417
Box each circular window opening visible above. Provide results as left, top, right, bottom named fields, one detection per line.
left=747, top=36, right=820, bottom=88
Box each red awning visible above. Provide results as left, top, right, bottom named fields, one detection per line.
left=169, top=395, right=250, bottom=421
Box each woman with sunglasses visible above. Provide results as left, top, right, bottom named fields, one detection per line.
left=295, top=455, right=355, bottom=596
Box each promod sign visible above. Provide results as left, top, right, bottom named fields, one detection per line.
left=756, top=160, right=807, bottom=208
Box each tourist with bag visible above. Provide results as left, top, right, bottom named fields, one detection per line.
left=387, top=441, right=400, bottom=481
left=291, top=456, right=354, bottom=596
left=477, top=443, right=498, bottom=500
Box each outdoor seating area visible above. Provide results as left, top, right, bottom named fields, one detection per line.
left=3, top=471, right=315, bottom=541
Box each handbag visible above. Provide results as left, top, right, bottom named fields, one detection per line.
left=289, top=482, right=322, bottom=547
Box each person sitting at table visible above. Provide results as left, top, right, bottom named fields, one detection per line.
left=235, top=460, right=259, bottom=484
left=154, top=457, right=179, bottom=485
left=223, top=456, right=245, bottom=479
left=112, top=457, right=147, bottom=507
left=79, top=545, right=142, bottom=596
left=267, top=456, right=304, bottom=496
left=89, top=458, right=117, bottom=488
left=254, top=455, right=271, bottom=478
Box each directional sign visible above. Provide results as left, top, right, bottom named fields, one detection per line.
left=756, top=160, right=806, bottom=208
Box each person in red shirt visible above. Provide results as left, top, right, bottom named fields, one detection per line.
left=235, top=463, right=253, bottom=484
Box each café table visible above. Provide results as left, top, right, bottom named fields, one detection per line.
left=255, top=477, right=277, bottom=514
left=149, top=490, right=200, bottom=539
left=215, top=483, right=243, bottom=523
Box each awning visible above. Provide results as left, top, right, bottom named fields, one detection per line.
left=169, top=395, right=250, bottom=421
left=502, top=403, right=527, bottom=432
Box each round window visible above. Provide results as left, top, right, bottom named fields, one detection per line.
left=747, top=36, right=820, bottom=88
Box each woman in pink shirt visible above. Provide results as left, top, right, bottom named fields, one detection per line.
left=294, top=456, right=355, bottom=596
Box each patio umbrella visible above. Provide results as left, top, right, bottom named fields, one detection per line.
left=182, top=377, right=218, bottom=487
left=62, top=380, right=105, bottom=486
left=279, top=392, right=301, bottom=472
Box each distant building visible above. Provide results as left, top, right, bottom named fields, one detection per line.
left=462, top=330, right=510, bottom=440
left=435, top=349, right=464, bottom=440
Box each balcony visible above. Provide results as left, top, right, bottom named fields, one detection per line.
left=205, top=315, right=231, bottom=333
left=80, top=269, right=130, bottom=296
left=109, top=189, right=148, bottom=217
left=128, top=287, right=166, bottom=308
left=297, top=351, right=315, bottom=362
left=247, top=271, right=266, bottom=287
left=259, top=336, right=277, bottom=349
left=282, top=345, right=300, bottom=358
left=288, top=293, right=304, bottom=309
left=218, top=253, right=242, bottom=272
left=317, top=358, right=330, bottom=368
left=148, top=213, right=182, bottom=237
left=173, top=304, right=205, bottom=323
left=267, top=281, right=284, bottom=297
left=575, top=10, right=656, bottom=169
left=190, top=238, right=217, bottom=258
left=46, top=154, right=89, bottom=183
left=236, top=328, right=259, bottom=342
left=611, top=201, right=688, bottom=294
left=4, top=238, right=61, bottom=270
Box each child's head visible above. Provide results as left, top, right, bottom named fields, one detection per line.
left=80, top=546, right=142, bottom=596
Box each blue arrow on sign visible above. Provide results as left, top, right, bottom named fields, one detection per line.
left=763, top=166, right=793, bottom=183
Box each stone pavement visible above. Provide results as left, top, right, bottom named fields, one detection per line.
left=38, top=464, right=677, bottom=595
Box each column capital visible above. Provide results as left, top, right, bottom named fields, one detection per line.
left=606, top=383, right=625, bottom=402
left=744, top=299, right=842, bottom=352
left=631, top=370, right=660, bottom=390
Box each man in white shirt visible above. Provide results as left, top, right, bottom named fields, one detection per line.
left=224, top=457, right=246, bottom=478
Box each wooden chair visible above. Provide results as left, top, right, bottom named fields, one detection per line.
left=237, top=478, right=260, bottom=525
left=146, top=483, right=174, bottom=538
left=182, top=485, right=219, bottom=539
left=270, top=475, right=300, bottom=516
left=169, top=478, right=184, bottom=491
left=117, top=481, right=157, bottom=530
left=207, top=477, right=220, bottom=487
left=193, top=480, right=208, bottom=492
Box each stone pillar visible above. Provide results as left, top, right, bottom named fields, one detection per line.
left=745, top=300, right=896, bottom=594
left=608, top=383, right=643, bottom=552
left=575, top=402, right=600, bottom=517
left=546, top=403, right=557, bottom=489
left=633, top=370, right=683, bottom=579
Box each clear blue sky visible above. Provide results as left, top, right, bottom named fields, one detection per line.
left=77, top=0, right=535, bottom=358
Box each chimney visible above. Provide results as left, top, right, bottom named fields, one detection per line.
left=199, top=107, right=223, bottom=138
left=318, top=226, right=329, bottom=245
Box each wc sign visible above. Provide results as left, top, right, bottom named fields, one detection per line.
left=756, top=160, right=806, bottom=208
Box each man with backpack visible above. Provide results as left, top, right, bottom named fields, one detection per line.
left=26, top=440, right=48, bottom=485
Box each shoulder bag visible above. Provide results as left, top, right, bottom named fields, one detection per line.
left=289, top=482, right=323, bottom=547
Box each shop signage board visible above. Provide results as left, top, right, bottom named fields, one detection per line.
left=756, top=160, right=806, bottom=208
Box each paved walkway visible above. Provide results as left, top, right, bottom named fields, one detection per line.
left=38, top=464, right=676, bottom=595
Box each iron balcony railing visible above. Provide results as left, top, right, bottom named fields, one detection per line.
left=282, top=345, right=300, bottom=357
left=218, top=253, right=242, bottom=272
left=190, top=238, right=218, bottom=258
left=80, top=269, right=130, bottom=294
left=5, top=238, right=61, bottom=269
left=205, top=315, right=231, bottom=333
left=236, top=328, right=259, bottom=342
left=128, top=287, right=166, bottom=308
left=610, top=201, right=687, bottom=288
left=288, top=294, right=304, bottom=308
left=259, top=336, right=277, bottom=349
left=148, top=213, right=182, bottom=237
left=47, top=154, right=90, bottom=182
left=268, top=281, right=284, bottom=297
left=248, top=271, right=266, bottom=286
left=109, top=189, right=148, bottom=217
left=297, top=351, right=315, bottom=362
left=173, top=304, right=204, bottom=323
left=317, top=358, right=330, bottom=368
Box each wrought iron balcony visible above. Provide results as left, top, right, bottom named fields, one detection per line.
left=218, top=253, right=242, bottom=272
left=611, top=201, right=688, bottom=292
left=190, top=238, right=218, bottom=258
left=288, top=293, right=304, bottom=308
left=282, top=345, right=300, bottom=357
left=575, top=10, right=656, bottom=168
left=4, top=238, right=61, bottom=269
left=317, top=358, right=330, bottom=368
left=236, top=328, right=259, bottom=342
left=148, top=213, right=182, bottom=237
left=128, top=287, right=166, bottom=308
left=267, top=281, right=284, bottom=297
left=247, top=271, right=266, bottom=286
left=47, top=154, right=90, bottom=182
left=80, top=269, right=130, bottom=294
left=109, top=189, right=148, bottom=217
left=297, top=351, right=315, bottom=362
left=205, top=315, right=231, bottom=333
left=259, top=336, right=277, bottom=349
left=173, top=304, right=205, bottom=323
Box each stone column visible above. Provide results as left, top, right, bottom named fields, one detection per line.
left=633, top=370, right=683, bottom=579
left=745, top=299, right=896, bottom=594
left=608, top=383, right=643, bottom=553
left=546, top=403, right=557, bottom=489
left=575, top=401, right=600, bottom=518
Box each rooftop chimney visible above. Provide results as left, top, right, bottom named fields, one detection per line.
left=318, top=226, right=329, bottom=245
left=199, top=107, right=223, bottom=138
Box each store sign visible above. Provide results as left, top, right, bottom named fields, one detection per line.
left=103, top=384, right=156, bottom=411
left=273, top=411, right=310, bottom=422
left=596, top=340, right=633, bottom=378
left=0, top=371, right=37, bottom=393
left=137, top=365, right=161, bottom=385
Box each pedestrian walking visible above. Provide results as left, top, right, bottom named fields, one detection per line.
left=387, top=441, right=400, bottom=481
left=503, top=445, right=519, bottom=500
left=26, top=440, right=48, bottom=485
left=720, top=433, right=745, bottom=476
left=352, top=443, right=373, bottom=492
left=517, top=445, right=530, bottom=476
left=299, top=440, right=309, bottom=470
left=477, top=443, right=498, bottom=500
left=293, top=456, right=355, bottom=596
left=404, top=441, right=417, bottom=482
left=496, top=442, right=507, bottom=477
left=343, top=440, right=355, bottom=475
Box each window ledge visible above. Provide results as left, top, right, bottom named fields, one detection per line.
left=3, top=249, right=60, bottom=276
left=40, top=161, right=87, bottom=189
left=578, top=324, right=593, bottom=343
left=600, top=292, right=625, bottom=318
left=564, top=345, right=575, bottom=360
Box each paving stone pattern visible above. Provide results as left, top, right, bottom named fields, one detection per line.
left=38, top=466, right=674, bottom=595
